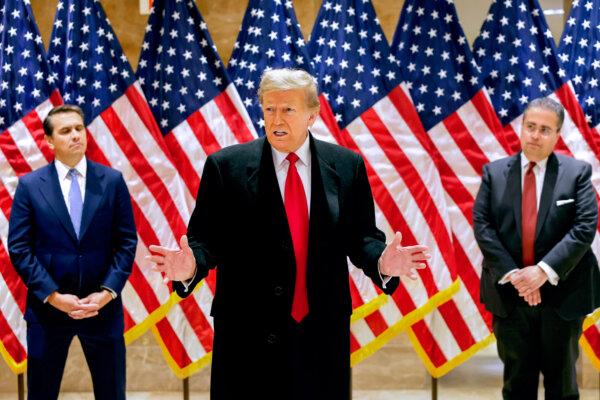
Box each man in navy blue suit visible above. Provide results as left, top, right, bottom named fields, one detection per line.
left=8, top=104, right=137, bottom=400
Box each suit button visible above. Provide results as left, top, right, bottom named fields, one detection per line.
left=274, top=286, right=283, bottom=296
left=280, top=240, right=289, bottom=250
left=266, top=333, right=278, bottom=344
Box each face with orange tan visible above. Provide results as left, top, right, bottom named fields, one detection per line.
left=261, top=88, right=319, bottom=153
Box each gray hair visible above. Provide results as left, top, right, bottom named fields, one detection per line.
left=524, top=97, right=565, bottom=131
left=258, top=68, right=320, bottom=110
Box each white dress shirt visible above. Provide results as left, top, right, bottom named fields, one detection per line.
left=499, top=153, right=559, bottom=285
left=55, top=157, right=87, bottom=211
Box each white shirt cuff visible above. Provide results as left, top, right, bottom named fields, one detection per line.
left=498, top=268, right=519, bottom=284
left=377, top=258, right=392, bottom=289
left=181, top=267, right=198, bottom=292
left=537, top=261, right=559, bottom=285
left=101, top=286, right=118, bottom=299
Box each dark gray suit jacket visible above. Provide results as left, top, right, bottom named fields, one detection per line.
left=473, top=152, right=600, bottom=320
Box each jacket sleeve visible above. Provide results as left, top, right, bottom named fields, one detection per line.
left=472, top=164, right=518, bottom=282
left=173, top=155, right=224, bottom=298
left=8, top=180, right=59, bottom=302
left=345, top=155, right=398, bottom=295
left=541, top=162, right=598, bottom=279
left=100, top=173, right=137, bottom=295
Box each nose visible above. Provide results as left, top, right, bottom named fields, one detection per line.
left=273, top=109, right=283, bottom=124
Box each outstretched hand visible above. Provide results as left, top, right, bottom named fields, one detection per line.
left=379, top=232, right=430, bottom=280
left=147, top=235, right=196, bottom=283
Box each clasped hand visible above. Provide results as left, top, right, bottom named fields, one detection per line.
left=48, top=290, right=113, bottom=319
left=379, top=232, right=430, bottom=280
left=509, top=265, right=548, bottom=306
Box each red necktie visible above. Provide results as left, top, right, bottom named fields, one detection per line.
left=522, top=161, right=537, bottom=266
left=284, top=153, right=309, bottom=322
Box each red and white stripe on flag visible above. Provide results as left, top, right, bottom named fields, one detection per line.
left=80, top=82, right=200, bottom=345
left=311, top=86, right=462, bottom=365
left=0, top=92, right=62, bottom=373
left=147, top=84, right=258, bottom=378
left=399, top=89, right=506, bottom=376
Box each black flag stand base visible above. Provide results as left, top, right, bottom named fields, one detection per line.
left=183, top=377, right=189, bottom=400
left=18, top=373, right=24, bottom=400
left=431, top=376, right=438, bottom=400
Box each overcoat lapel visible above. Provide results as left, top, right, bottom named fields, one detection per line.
left=79, top=160, right=106, bottom=241
left=535, top=153, right=559, bottom=239
left=248, top=138, right=292, bottom=248
left=38, top=163, right=78, bottom=242
left=307, top=136, right=340, bottom=280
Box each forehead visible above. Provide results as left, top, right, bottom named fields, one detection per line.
left=523, top=107, right=559, bottom=126
left=261, top=88, right=307, bottom=104
left=51, top=111, right=84, bottom=126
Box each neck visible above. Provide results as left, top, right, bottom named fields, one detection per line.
left=56, top=155, right=84, bottom=169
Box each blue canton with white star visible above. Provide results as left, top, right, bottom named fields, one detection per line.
left=136, top=0, right=229, bottom=135
left=472, top=0, right=563, bottom=125
left=227, top=0, right=313, bottom=134
left=558, top=0, right=600, bottom=127
left=47, top=0, right=135, bottom=125
left=308, top=0, right=401, bottom=129
left=0, top=0, right=55, bottom=132
left=391, top=0, right=483, bottom=131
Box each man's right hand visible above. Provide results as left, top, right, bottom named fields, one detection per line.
left=47, top=292, right=100, bottom=318
left=147, top=235, right=196, bottom=283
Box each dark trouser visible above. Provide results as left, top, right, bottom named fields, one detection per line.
left=493, top=306, right=584, bottom=400
left=26, top=315, right=126, bottom=400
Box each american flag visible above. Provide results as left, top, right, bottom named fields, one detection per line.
left=391, top=0, right=504, bottom=376
left=472, top=0, right=600, bottom=186
left=307, top=0, right=459, bottom=365
left=46, top=0, right=192, bottom=346
left=226, top=0, right=411, bottom=359
left=557, top=0, right=600, bottom=372
left=135, top=0, right=257, bottom=377
left=0, top=0, right=61, bottom=374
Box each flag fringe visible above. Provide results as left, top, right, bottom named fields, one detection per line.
left=407, top=330, right=496, bottom=378
left=350, top=279, right=461, bottom=366
left=0, top=340, right=26, bottom=375
left=580, top=308, right=600, bottom=372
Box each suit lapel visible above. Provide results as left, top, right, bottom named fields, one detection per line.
left=505, top=154, right=522, bottom=242
left=38, top=163, right=78, bottom=242
left=311, top=137, right=340, bottom=227
left=535, top=153, right=559, bottom=239
left=78, top=160, right=106, bottom=241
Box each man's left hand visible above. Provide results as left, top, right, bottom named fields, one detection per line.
left=69, top=290, right=113, bottom=319
left=510, top=265, right=548, bottom=297
left=379, top=232, right=430, bottom=280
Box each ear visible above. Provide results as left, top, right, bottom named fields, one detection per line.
left=307, top=108, right=319, bottom=127
left=44, top=134, right=54, bottom=150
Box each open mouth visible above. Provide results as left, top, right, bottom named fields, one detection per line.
left=272, top=130, right=288, bottom=137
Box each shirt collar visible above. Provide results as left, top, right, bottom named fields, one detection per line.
left=520, top=152, right=548, bottom=171
left=55, top=156, right=87, bottom=181
left=271, top=134, right=311, bottom=169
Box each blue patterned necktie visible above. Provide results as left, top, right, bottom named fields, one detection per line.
left=68, top=168, right=83, bottom=238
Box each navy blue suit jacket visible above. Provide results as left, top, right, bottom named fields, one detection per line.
left=8, top=159, right=137, bottom=325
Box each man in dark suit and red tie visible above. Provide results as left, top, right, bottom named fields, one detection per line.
left=473, top=97, right=600, bottom=399
left=8, top=105, right=137, bottom=400
left=149, top=68, right=430, bottom=400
